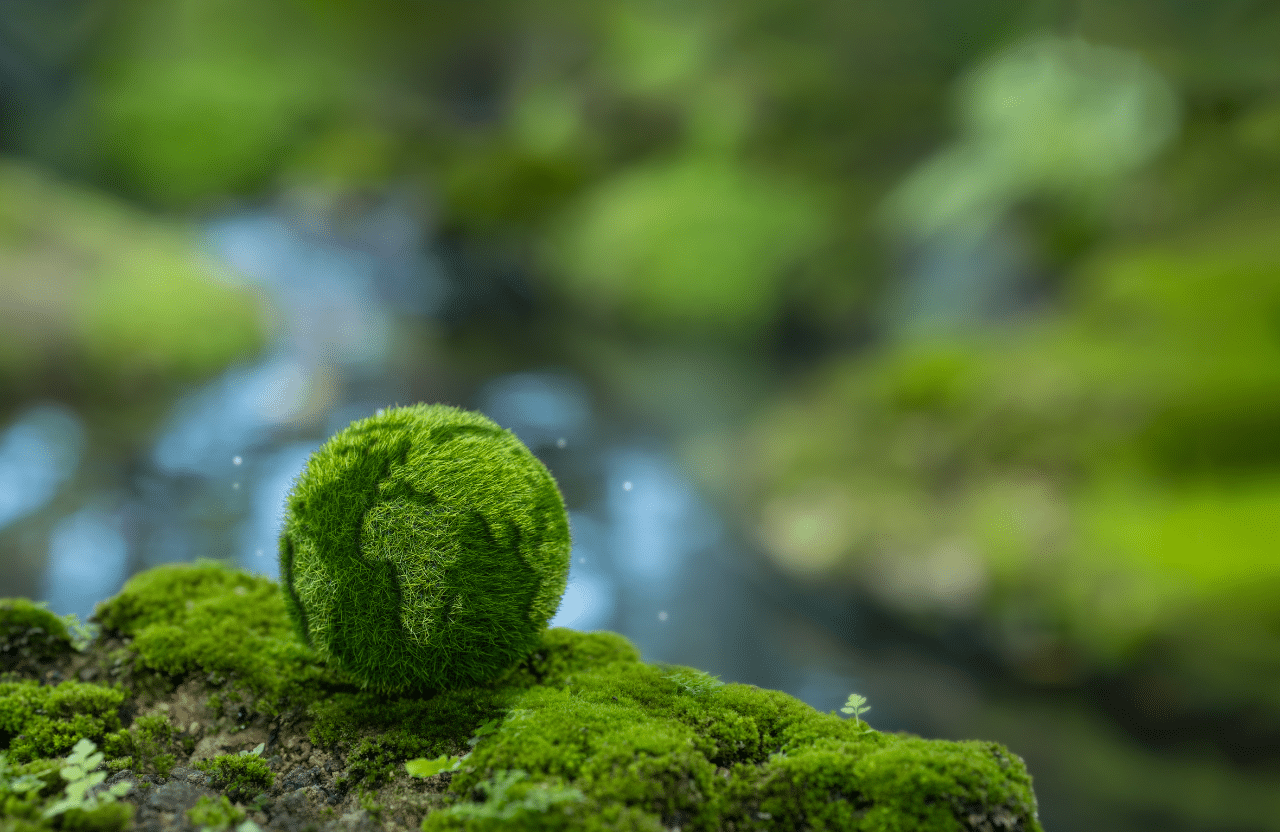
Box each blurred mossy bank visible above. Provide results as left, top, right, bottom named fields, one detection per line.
left=2, top=562, right=1041, bottom=831
left=712, top=211, right=1280, bottom=749
left=0, top=161, right=270, bottom=410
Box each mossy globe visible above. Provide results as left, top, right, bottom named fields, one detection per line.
left=279, top=404, right=571, bottom=694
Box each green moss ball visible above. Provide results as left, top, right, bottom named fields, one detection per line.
left=279, top=404, right=571, bottom=694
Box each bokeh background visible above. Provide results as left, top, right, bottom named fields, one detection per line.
left=3, top=2, right=1279, bottom=829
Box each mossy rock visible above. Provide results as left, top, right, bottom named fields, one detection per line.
left=0, top=561, right=1041, bottom=831
left=0, top=162, right=269, bottom=404
left=0, top=600, right=76, bottom=673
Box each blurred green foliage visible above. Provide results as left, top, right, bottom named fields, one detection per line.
left=5, top=0, right=1058, bottom=338
left=0, top=163, right=269, bottom=405
left=882, top=37, right=1180, bottom=240
left=13, top=0, right=1275, bottom=344
left=731, top=212, right=1280, bottom=709
left=547, top=156, right=827, bottom=334
left=88, top=0, right=341, bottom=205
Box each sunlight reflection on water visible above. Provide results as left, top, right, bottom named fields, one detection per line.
left=152, top=357, right=319, bottom=475
left=0, top=404, right=83, bottom=531
left=479, top=372, right=592, bottom=450
left=41, top=505, right=128, bottom=618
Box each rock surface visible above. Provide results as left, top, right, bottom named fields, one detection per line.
left=1, top=563, right=1043, bottom=831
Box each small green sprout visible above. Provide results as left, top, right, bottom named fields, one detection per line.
left=42, top=738, right=132, bottom=819
left=359, top=788, right=384, bottom=820
left=279, top=404, right=572, bottom=694
left=404, top=754, right=462, bottom=778
left=841, top=693, right=872, bottom=732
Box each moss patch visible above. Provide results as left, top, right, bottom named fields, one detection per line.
left=195, top=753, right=274, bottom=803
left=1, top=562, right=1041, bottom=831
left=0, top=681, right=124, bottom=763
left=0, top=601, right=76, bottom=674
left=92, top=560, right=345, bottom=717
left=186, top=794, right=246, bottom=831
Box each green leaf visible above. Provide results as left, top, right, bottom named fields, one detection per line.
left=61, top=764, right=85, bottom=782
left=43, top=798, right=78, bottom=818
left=67, top=738, right=97, bottom=764
left=840, top=693, right=871, bottom=725
left=405, top=755, right=460, bottom=778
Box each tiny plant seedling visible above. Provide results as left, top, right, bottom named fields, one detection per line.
left=279, top=404, right=571, bottom=694
left=841, top=693, right=872, bottom=732
left=405, top=754, right=463, bottom=778
left=62, top=612, right=98, bottom=651
left=43, top=738, right=132, bottom=819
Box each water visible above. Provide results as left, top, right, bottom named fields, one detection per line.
left=0, top=404, right=83, bottom=531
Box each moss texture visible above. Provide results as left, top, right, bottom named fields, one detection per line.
left=2, top=561, right=1041, bottom=830
left=194, top=753, right=275, bottom=803
left=0, top=681, right=124, bottom=764
left=185, top=795, right=246, bottom=832
left=0, top=601, right=75, bottom=673
left=92, top=560, right=335, bottom=716
left=279, top=404, right=572, bottom=695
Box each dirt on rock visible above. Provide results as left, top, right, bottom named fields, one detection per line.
left=10, top=634, right=455, bottom=832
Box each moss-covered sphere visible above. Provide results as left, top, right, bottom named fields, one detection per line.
left=279, top=404, right=571, bottom=693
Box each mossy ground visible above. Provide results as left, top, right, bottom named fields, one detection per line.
left=2, top=562, right=1041, bottom=831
